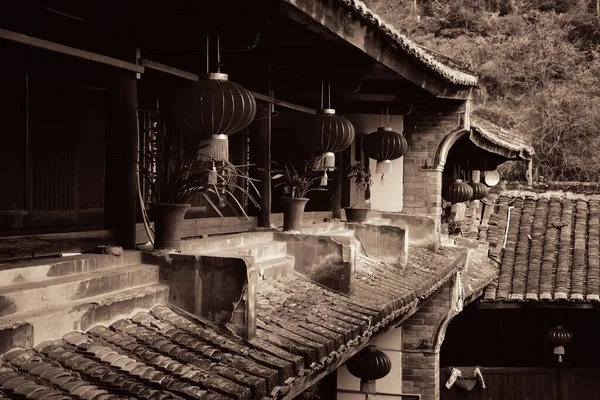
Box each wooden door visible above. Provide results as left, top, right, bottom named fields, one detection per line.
left=441, top=367, right=557, bottom=400
left=442, top=367, right=600, bottom=400
left=568, top=368, right=600, bottom=399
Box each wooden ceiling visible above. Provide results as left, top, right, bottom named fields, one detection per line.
left=1, top=0, right=438, bottom=114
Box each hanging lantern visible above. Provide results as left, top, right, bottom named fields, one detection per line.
left=442, top=179, right=473, bottom=204
left=547, top=325, right=573, bottom=363
left=172, top=72, right=257, bottom=161
left=468, top=181, right=490, bottom=201
left=346, top=345, right=392, bottom=396
left=297, top=109, right=355, bottom=172
left=363, top=127, right=408, bottom=181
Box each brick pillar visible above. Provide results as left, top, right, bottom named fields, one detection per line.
left=401, top=272, right=465, bottom=400
left=402, top=100, right=467, bottom=228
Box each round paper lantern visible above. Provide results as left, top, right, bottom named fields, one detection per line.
left=469, top=181, right=490, bottom=201
left=363, top=126, right=408, bottom=180
left=547, top=325, right=573, bottom=363
left=172, top=72, right=256, bottom=160
left=346, top=345, right=392, bottom=394
left=297, top=109, right=355, bottom=171
left=442, top=179, right=473, bottom=204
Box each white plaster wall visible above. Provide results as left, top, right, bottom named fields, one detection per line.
left=345, top=114, right=404, bottom=213
left=337, top=327, right=403, bottom=399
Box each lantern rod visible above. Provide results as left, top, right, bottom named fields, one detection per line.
left=217, top=33, right=221, bottom=73
left=328, top=81, right=331, bottom=109
left=206, top=33, right=209, bottom=74
left=321, top=81, right=324, bottom=109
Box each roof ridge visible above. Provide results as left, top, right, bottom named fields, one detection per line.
left=335, top=0, right=479, bottom=86
left=498, top=189, right=600, bottom=202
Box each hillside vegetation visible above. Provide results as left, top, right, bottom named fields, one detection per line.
left=365, top=0, right=600, bottom=181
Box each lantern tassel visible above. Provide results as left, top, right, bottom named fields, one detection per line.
left=376, top=160, right=392, bottom=181
left=208, top=162, right=218, bottom=185
left=320, top=171, right=328, bottom=187
left=316, top=152, right=335, bottom=171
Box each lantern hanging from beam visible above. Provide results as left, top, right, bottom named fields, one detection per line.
left=547, top=325, right=573, bottom=363
left=297, top=108, right=355, bottom=184
left=468, top=181, right=490, bottom=201
left=172, top=72, right=257, bottom=161
left=346, top=344, right=392, bottom=397
left=442, top=179, right=473, bottom=204
left=362, top=126, right=407, bottom=181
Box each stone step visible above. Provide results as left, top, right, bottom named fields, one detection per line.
left=206, top=240, right=288, bottom=263
left=0, top=283, right=168, bottom=353
left=365, top=217, right=393, bottom=225
left=0, top=251, right=142, bottom=287
left=181, top=231, right=275, bottom=254
left=253, top=255, right=295, bottom=281
left=294, top=222, right=347, bottom=235
left=0, top=264, right=159, bottom=317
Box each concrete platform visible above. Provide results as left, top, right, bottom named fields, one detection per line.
left=204, top=240, right=288, bottom=263
left=181, top=231, right=275, bottom=254
left=0, top=263, right=160, bottom=317
left=0, top=251, right=142, bottom=287
left=0, top=284, right=168, bottom=353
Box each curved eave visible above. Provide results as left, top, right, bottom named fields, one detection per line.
left=470, top=116, right=534, bottom=161
left=281, top=0, right=478, bottom=100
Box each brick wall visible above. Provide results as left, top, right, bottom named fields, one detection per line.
left=403, top=100, right=467, bottom=225
left=402, top=282, right=453, bottom=400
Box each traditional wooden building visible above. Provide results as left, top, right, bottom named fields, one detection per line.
left=0, top=1, right=534, bottom=400
left=441, top=187, right=600, bottom=400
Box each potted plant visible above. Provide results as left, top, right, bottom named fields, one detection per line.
left=139, top=111, right=259, bottom=251
left=345, top=161, right=373, bottom=223
left=270, top=157, right=327, bottom=231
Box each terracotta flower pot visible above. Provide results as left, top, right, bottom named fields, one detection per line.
left=345, top=207, right=369, bottom=223
left=150, top=203, right=191, bottom=250
left=281, top=197, right=309, bottom=231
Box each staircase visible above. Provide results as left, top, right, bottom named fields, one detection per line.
left=184, top=232, right=296, bottom=281
left=0, top=251, right=168, bottom=352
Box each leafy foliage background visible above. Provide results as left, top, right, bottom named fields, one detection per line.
left=365, top=0, right=600, bottom=181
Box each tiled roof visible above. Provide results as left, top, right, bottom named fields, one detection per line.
left=333, top=0, right=479, bottom=87
left=482, top=191, right=600, bottom=302
left=462, top=260, right=498, bottom=299
left=0, top=247, right=465, bottom=400
left=470, top=115, right=534, bottom=160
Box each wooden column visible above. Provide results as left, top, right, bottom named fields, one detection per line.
left=104, top=12, right=138, bottom=248
left=332, top=151, right=343, bottom=219
left=557, top=365, right=569, bottom=400
left=249, top=101, right=272, bottom=228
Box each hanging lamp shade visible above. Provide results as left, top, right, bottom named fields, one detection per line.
left=172, top=72, right=257, bottom=137
left=346, top=345, right=392, bottom=395
left=442, top=179, right=473, bottom=204
left=363, top=126, right=408, bottom=180
left=297, top=109, right=355, bottom=171
left=468, top=181, right=490, bottom=201
left=547, top=325, right=573, bottom=363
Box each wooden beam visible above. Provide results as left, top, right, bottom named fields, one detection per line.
left=0, top=230, right=115, bottom=261
left=0, top=28, right=144, bottom=73
left=250, top=91, right=317, bottom=115
left=297, top=92, right=398, bottom=102
left=337, top=389, right=421, bottom=399
left=140, top=58, right=317, bottom=114
left=477, top=301, right=600, bottom=310
left=134, top=212, right=332, bottom=244
left=141, top=59, right=199, bottom=81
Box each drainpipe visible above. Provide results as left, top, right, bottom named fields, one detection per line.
left=503, top=206, right=514, bottom=249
